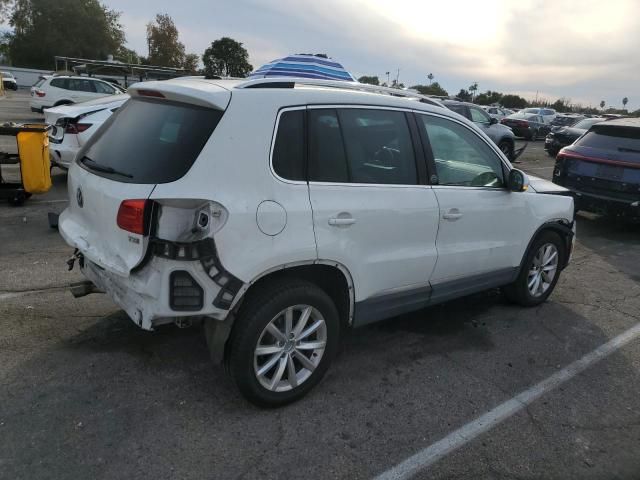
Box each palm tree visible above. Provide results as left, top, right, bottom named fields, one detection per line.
left=427, top=73, right=434, bottom=85
left=469, top=82, right=478, bottom=102
left=623, top=97, right=629, bottom=110
left=599, top=100, right=605, bottom=111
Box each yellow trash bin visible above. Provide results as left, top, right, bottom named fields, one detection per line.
left=17, top=127, right=52, bottom=194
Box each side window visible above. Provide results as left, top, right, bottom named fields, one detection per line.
left=94, top=81, right=115, bottom=94
left=308, top=109, right=348, bottom=183
left=337, top=109, right=417, bottom=185
left=272, top=110, right=305, bottom=181
left=470, top=107, right=491, bottom=124
left=50, top=78, right=67, bottom=89
left=68, top=79, right=95, bottom=92
left=419, top=114, right=505, bottom=188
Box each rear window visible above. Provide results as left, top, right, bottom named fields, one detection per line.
left=80, top=98, right=223, bottom=184
left=33, top=78, right=46, bottom=87
left=575, top=127, right=640, bottom=158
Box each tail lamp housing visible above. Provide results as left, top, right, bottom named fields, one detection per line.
left=117, top=199, right=152, bottom=235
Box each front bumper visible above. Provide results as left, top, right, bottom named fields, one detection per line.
left=80, top=256, right=232, bottom=330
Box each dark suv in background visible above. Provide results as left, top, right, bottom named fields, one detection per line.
left=441, top=100, right=517, bottom=159
left=552, top=118, right=640, bottom=218
left=545, top=117, right=606, bottom=157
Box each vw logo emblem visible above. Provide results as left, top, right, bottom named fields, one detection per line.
left=76, top=188, right=84, bottom=208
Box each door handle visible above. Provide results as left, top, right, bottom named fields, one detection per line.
left=328, top=217, right=356, bottom=226
left=442, top=209, right=463, bottom=221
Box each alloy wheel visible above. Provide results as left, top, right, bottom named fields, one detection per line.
left=527, top=243, right=559, bottom=297
left=253, top=305, right=327, bottom=392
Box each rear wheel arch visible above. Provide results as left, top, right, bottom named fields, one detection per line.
left=54, top=99, right=74, bottom=106
left=205, top=262, right=354, bottom=365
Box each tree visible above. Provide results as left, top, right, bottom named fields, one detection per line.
left=358, top=75, right=380, bottom=86
left=146, top=14, right=185, bottom=67
left=202, top=37, right=252, bottom=78
left=623, top=97, right=629, bottom=110
left=116, top=46, right=140, bottom=64
left=391, top=79, right=405, bottom=89
left=469, top=82, right=478, bottom=101
left=474, top=90, right=503, bottom=105
left=501, top=94, right=528, bottom=109
left=427, top=73, right=434, bottom=85
left=410, top=82, right=448, bottom=97
left=600, top=100, right=606, bottom=110
left=456, top=89, right=472, bottom=102
left=183, top=53, right=200, bottom=73
left=6, top=0, right=125, bottom=68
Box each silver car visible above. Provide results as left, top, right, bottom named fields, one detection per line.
left=443, top=100, right=518, bottom=160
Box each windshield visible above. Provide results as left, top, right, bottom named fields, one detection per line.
left=80, top=98, right=223, bottom=184
left=523, top=108, right=541, bottom=114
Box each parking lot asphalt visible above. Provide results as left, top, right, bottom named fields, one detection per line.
left=1, top=91, right=640, bottom=480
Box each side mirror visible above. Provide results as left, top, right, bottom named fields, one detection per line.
left=490, top=117, right=498, bottom=125
left=508, top=169, right=529, bottom=192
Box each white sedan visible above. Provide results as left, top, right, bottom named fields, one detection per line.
left=45, top=95, right=128, bottom=169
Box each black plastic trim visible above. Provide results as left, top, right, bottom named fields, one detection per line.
left=169, top=271, right=204, bottom=311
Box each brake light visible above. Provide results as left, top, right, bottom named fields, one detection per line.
left=65, top=123, right=92, bottom=134
left=137, top=89, right=165, bottom=98
left=35, top=89, right=46, bottom=97
left=117, top=199, right=151, bottom=235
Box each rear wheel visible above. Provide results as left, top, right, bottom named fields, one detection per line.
left=227, top=279, right=340, bottom=407
left=529, top=129, right=538, bottom=141
left=503, top=231, right=565, bottom=307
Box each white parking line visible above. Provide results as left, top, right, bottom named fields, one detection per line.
left=374, top=322, right=640, bottom=480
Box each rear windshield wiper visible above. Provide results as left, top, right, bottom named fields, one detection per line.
left=80, top=156, right=133, bottom=178
left=618, top=147, right=640, bottom=154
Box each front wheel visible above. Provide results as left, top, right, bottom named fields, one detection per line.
left=227, top=279, right=340, bottom=407
left=503, top=231, right=565, bottom=307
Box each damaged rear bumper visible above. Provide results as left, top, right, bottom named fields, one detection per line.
left=79, top=251, right=240, bottom=331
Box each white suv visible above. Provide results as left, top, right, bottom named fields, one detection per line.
left=59, top=78, right=575, bottom=406
left=30, top=75, right=123, bottom=113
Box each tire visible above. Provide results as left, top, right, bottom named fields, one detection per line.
left=227, top=279, right=340, bottom=407
left=529, top=129, right=538, bottom=141
left=498, top=140, right=514, bottom=160
left=503, top=230, right=566, bottom=307
left=8, top=192, right=27, bottom=206
left=54, top=100, right=73, bottom=107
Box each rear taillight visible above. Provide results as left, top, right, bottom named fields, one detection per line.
left=117, top=199, right=151, bottom=235
left=35, top=89, right=46, bottom=97
left=65, top=123, right=92, bottom=134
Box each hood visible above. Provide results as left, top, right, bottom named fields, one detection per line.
left=527, top=174, right=569, bottom=194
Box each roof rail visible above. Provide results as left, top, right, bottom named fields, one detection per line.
left=236, top=78, right=444, bottom=107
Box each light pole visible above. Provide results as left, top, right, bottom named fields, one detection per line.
left=385, top=71, right=390, bottom=86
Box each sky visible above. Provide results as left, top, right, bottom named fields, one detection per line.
left=12, top=0, right=640, bottom=110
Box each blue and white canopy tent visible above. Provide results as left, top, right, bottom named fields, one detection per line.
left=248, top=54, right=356, bottom=82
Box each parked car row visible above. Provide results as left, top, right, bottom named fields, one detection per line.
left=57, top=76, right=575, bottom=406
left=501, top=112, right=550, bottom=141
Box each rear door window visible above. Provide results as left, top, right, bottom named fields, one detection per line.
left=68, top=78, right=96, bottom=92
left=338, top=108, right=417, bottom=185
left=470, top=107, right=491, bottom=124
left=50, top=78, right=68, bottom=89
left=307, top=108, right=418, bottom=185
left=80, top=98, right=223, bottom=184
left=308, top=109, right=349, bottom=183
